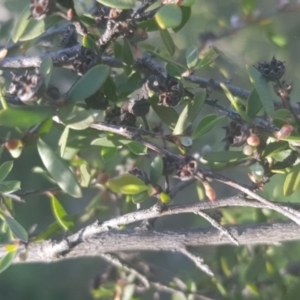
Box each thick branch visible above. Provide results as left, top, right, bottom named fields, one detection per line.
left=6, top=221, right=300, bottom=264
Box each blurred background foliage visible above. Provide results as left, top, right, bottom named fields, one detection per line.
left=1, top=0, right=300, bottom=299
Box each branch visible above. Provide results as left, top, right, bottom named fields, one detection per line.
left=4, top=221, right=300, bottom=264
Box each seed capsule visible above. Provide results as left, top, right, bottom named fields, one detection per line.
left=247, top=135, right=260, bottom=147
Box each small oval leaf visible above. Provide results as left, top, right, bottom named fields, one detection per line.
left=107, top=174, right=148, bottom=195
left=0, top=213, right=28, bottom=243
left=40, top=57, right=53, bottom=90
left=127, top=141, right=147, bottom=155
left=11, top=5, right=31, bottom=43
left=186, top=46, right=199, bottom=69
left=159, top=29, right=175, bottom=56
left=247, top=65, right=274, bottom=117
left=283, top=163, right=300, bottom=196
left=50, top=194, right=74, bottom=231
left=0, top=106, right=54, bottom=129
left=0, top=250, right=17, bottom=274
left=37, top=138, right=82, bottom=198
left=0, top=161, right=13, bottom=182
left=203, top=151, right=247, bottom=163
left=173, top=92, right=205, bottom=135
left=192, top=115, right=224, bottom=139
left=150, top=156, right=163, bottom=185
left=246, top=88, right=262, bottom=119
left=67, top=65, right=110, bottom=102
left=155, top=4, right=182, bottom=29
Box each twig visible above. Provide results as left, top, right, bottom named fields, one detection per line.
left=179, top=248, right=214, bottom=277
left=100, top=253, right=150, bottom=288
left=195, top=211, right=239, bottom=246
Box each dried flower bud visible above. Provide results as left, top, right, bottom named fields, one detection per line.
left=126, top=98, right=150, bottom=117
left=247, top=135, right=260, bottom=147
left=61, top=24, right=78, bottom=48
left=223, top=121, right=249, bottom=147
left=202, top=181, right=216, bottom=202
left=93, top=2, right=110, bottom=28
left=7, top=72, right=45, bottom=103
left=175, top=158, right=198, bottom=181
left=256, top=56, right=285, bottom=82
left=73, top=46, right=98, bottom=75
left=119, top=111, right=136, bottom=127
left=163, top=157, right=179, bottom=176
left=274, top=124, right=294, bottom=140
left=85, top=92, right=109, bottom=110
left=30, top=0, right=56, bottom=20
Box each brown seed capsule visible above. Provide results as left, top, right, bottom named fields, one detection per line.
left=5, top=139, right=22, bottom=150
left=274, top=124, right=294, bottom=140
left=247, top=135, right=260, bottom=147
left=243, top=145, right=254, bottom=156
left=97, top=173, right=109, bottom=185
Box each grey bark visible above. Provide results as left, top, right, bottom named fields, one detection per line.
left=3, top=221, right=300, bottom=264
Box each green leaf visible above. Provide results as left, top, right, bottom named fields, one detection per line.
left=0, top=212, right=28, bottom=243
left=166, top=63, right=182, bottom=79
left=122, top=39, right=134, bottom=69
left=192, top=115, right=224, bottom=139
left=196, top=49, right=219, bottom=69
left=58, top=105, right=95, bottom=130
left=203, top=151, right=247, bottom=163
left=173, top=92, right=205, bottom=135
left=173, top=6, right=191, bottom=33
left=66, top=65, right=110, bottom=102
left=19, top=15, right=62, bottom=41
left=247, top=65, right=274, bottom=117
left=107, top=174, right=148, bottom=195
left=159, top=29, right=175, bottom=57
left=155, top=4, right=182, bottom=29
left=0, top=181, right=21, bottom=194
left=40, top=57, right=53, bottom=90
left=186, top=46, right=199, bottom=69
left=181, top=0, right=195, bottom=6
left=220, top=83, right=252, bottom=123
left=150, top=97, right=178, bottom=129
left=101, top=146, right=117, bottom=162
left=11, top=5, right=31, bottom=43
left=283, top=163, right=300, bottom=196
left=82, top=34, right=98, bottom=52
left=150, top=156, right=163, bottom=185
left=0, top=161, right=13, bottom=182
left=96, top=0, right=136, bottom=9
left=92, top=136, right=131, bottom=147
left=37, top=138, right=82, bottom=198
left=127, top=141, right=147, bottom=155
left=272, top=109, right=290, bottom=120
left=58, top=126, right=70, bottom=157
left=50, top=194, right=74, bottom=231
left=131, top=190, right=149, bottom=204
left=262, top=141, right=288, bottom=158
left=0, top=106, right=54, bottom=129
left=246, top=88, right=262, bottom=119
left=79, top=164, right=91, bottom=187
left=0, top=250, right=17, bottom=274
